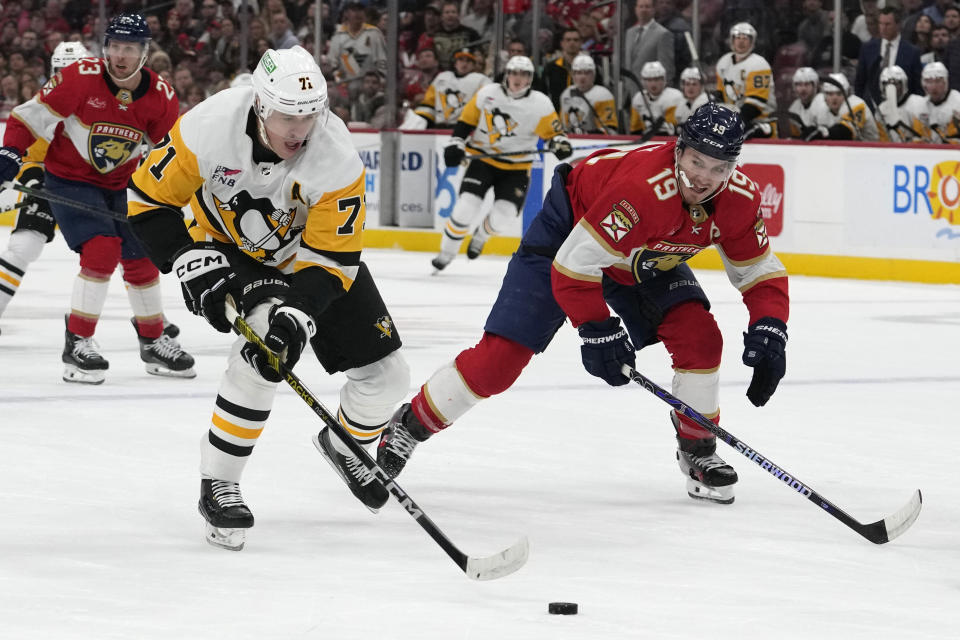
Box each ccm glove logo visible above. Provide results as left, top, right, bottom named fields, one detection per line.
left=174, top=250, right=228, bottom=279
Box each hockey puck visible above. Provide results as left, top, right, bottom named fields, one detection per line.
left=548, top=602, right=578, bottom=615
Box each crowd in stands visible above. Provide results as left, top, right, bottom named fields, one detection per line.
left=0, top=0, right=957, bottom=142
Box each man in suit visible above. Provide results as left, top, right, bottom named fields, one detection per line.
left=624, top=0, right=675, bottom=88
left=855, top=6, right=923, bottom=109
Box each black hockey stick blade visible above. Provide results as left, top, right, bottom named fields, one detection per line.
left=223, top=298, right=529, bottom=579
left=621, top=364, right=923, bottom=544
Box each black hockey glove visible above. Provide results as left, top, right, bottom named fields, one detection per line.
left=443, top=138, right=466, bottom=167
left=241, top=304, right=316, bottom=382
left=549, top=136, right=574, bottom=160
left=741, top=317, right=788, bottom=407
left=172, top=242, right=241, bottom=333
left=0, top=146, right=23, bottom=184
left=578, top=317, right=635, bottom=387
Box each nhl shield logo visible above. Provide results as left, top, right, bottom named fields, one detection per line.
left=88, top=122, right=144, bottom=174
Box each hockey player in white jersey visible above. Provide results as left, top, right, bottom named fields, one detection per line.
left=558, top=54, right=617, bottom=134
left=671, top=66, right=710, bottom=128
left=715, top=22, right=777, bottom=138
left=327, top=1, right=387, bottom=97
left=786, top=67, right=826, bottom=139
left=809, top=72, right=880, bottom=141
left=414, top=48, right=490, bottom=127
left=920, top=62, right=960, bottom=144
left=876, top=65, right=928, bottom=142
left=432, top=55, right=572, bottom=270
left=126, top=47, right=410, bottom=550
left=629, top=61, right=683, bottom=135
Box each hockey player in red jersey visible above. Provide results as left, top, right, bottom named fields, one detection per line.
left=378, top=103, right=789, bottom=504
left=0, top=13, right=193, bottom=384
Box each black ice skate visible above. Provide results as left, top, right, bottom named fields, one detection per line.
left=161, top=315, right=179, bottom=339
left=676, top=435, right=738, bottom=504
left=314, top=427, right=389, bottom=512
left=132, top=319, right=196, bottom=378
left=198, top=478, right=254, bottom=551
left=466, top=232, right=488, bottom=260
left=431, top=251, right=455, bottom=272
left=62, top=316, right=109, bottom=385
left=377, top=403, right=432, bottom=479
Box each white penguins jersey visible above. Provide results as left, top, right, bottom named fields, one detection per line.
left=814, top=94, right=880, bottom=142
left=460, top=83, right=564, bottom=170
left=128, top=86, right=366, bottom=290
left=558, top=84, right=617, bottom=134
left=715, top=52, right=776, bottom=115
left=629, top=87, right=684, bottom=134
left=924, top=89, right=960, bottom=143
left=327, top=23, right=387, bottom=84
left=671, top=92, right=709, bottom=127
left=787, top=92, right=826, bottom=137
left=879, top=94, right=928, bottom=143
left=415, top=70, right=490, bottom=126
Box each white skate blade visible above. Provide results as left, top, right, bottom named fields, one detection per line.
left=686, top=478, right=735, bottom=505
left=204, top=523, right=246, bottom=551
left=62, top=364, right=105, bottom=385
left=312, top=433, right=380, bottom=514
left=145, top=362, right=197, bottom=378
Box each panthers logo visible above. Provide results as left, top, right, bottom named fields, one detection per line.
left=88, top=122, right=144, bottom=173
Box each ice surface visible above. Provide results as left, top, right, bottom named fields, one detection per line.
left=1, top=231, right=957, bottom=639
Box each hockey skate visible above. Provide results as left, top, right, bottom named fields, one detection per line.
left=132, top=319, right=196, bottom=378
left=161, top=315, right=179, bottom=339
left=466, top=231, right=488, bottom=260
left=431, top=251, right=456, bottom=272
left=377, top=403, right=432, bottom=479
left=314, top=427, right=389, bottom=512
left=198, top=478, right=254, bottom=551
left=62, top=317, right=108, bottom=385
left=676, top=435, right=738, bottom=504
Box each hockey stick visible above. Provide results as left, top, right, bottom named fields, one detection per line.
left=682, top=31, right=715, bottom=103
left=223, top=299, right=529, bottom=580
left=820, top=75, right=863, bottom=140
left=569, top=86, right=613, bottom=135
left=465, top=118, right=665, bottom=160
left=620, top=364, right=923, bottom=544
left=1, top=180, right=128, bottom=222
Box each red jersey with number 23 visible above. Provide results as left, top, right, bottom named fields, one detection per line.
left=551, top=141, right=789, bottom=328
left=3, top=58, right=179, bottom=191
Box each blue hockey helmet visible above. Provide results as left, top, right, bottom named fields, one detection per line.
left=105, top=13, right=151, bottom=45
left=678, top=103, right=745, bottom=163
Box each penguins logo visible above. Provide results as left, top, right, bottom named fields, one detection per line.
left=213, top=190, right=300, bottom=262
left=442, top=88, right=466, bottom=121
left=484, top=107, right=518, bottom=145
left=374, top=315, right=394, bottom=339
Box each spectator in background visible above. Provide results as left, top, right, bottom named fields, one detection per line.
left=852, top=0, right=880, bottom=43
left=416, top=5, right=442, bottom=54
left=42, top=0, right=71, bottom=35
left=1, top=21, right=18, bottom=52
left=402, top=45, right=439, bottom=104
left=924, top=25, right=951, bottom=65
left=855, top=6, right=923, bottom=110
left=810, top=10, right=862, bottom=76
left=624, top=0, right=676, bottom=88
left=19, top=30, right=44, bottom=61
left=44, top=31, right=64, bottom=57
left=198, top=0, right=220, bottom=30
left=461, top=0, right=495, bottom=45
left=655, top=0, right=693, bottom=73
left=432, top=0, right=480, bottom=71
left=0, top=74, right=19, bottom=119
left=542, top=28, right=585, bottom=111
left=797, top=0, right=831, bottom=58
left=944, top=7, right=960, bottom=40
left=269, top=12, right=299, bottom=49
left=328, top=1, right=388, bottom=96
left=901, top=0, right=926, bottom=40
left=351, top=70, right=386, bottom=124
left=924, top=0, right=956, bottom=26
left=910, top=14, right=935, bottom=55
left=149, top=50, right=173, bottom=77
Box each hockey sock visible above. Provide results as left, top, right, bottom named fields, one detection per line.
left=121, top=257, right=163, bottom=339
left=440, top=192, right=484, bottom=255
left=68, top=237, right=123, bottom=337
left=0, top=230, right=45, bottom=316
left=339, top=351, right=410, bottom=443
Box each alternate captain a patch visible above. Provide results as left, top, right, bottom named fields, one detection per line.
left=599, top=202, right=636, bottom=243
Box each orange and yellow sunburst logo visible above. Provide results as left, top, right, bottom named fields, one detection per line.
left=927, top=161, right=960, bottom=225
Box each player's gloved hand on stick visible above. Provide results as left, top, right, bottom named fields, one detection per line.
left=0, top=146, right=23, bottom=184
left=172, top=242, right=241, bottom=333
left=578, top=317, right=635, bottom=386
left=443, top=138, right=465, bottom=167
left=741, top=317, right=788, bottom=407
left=241, top=304, right=316, bottom=382
left=549, top=136, right=573, bottom=160
left=877, top=100, right=899, bottom=127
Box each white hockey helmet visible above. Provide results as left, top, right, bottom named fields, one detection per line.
left=729, top=22, right=756, bottom=54
left=680, top=66, right=703, bottom=84
left=230, top=72, right=253, bottom=88
left=641, top=60, right=667, bottom=79
left=51, top=41, right=90, bottom=74
left=571, top=54, right=595, bottom=74
left=503, top=55, right=534, bottom=98
left=792, top=66, right=818, bottom=86
left=252, top=46, right=328, bottom=121
left=922, top=61, right=948, bottom=82
left=879, top=65, right=908, bottom=99
left=822, top=72, right=850, bottom=96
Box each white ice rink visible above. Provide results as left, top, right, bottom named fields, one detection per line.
left=0, top=229, right=957, bottom=639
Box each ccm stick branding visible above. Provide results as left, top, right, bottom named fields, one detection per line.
left=734, top=442, right=812, bottom=496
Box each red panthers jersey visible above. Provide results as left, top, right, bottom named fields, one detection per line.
left=4, top=59, right=178, bottom=191
left=552, top=141, right=789, bottom=327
